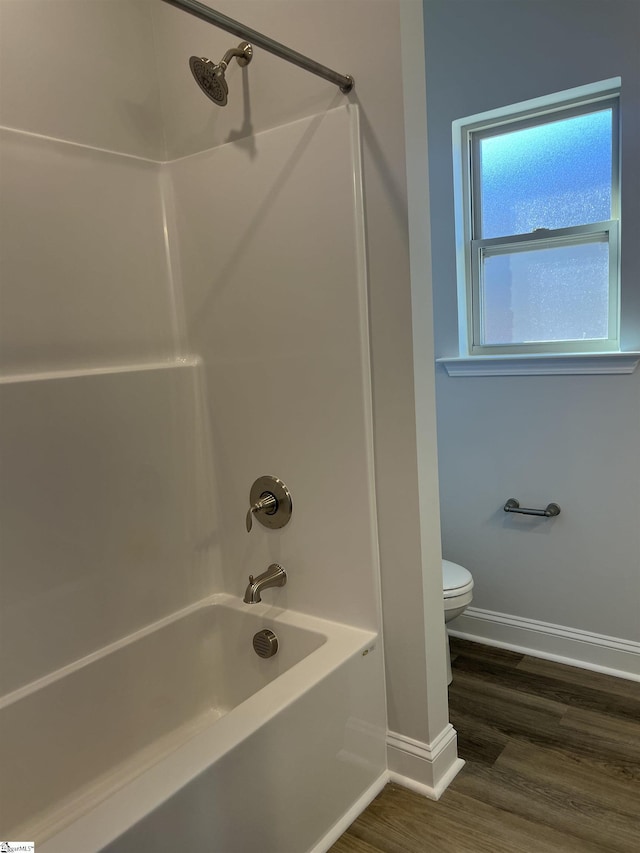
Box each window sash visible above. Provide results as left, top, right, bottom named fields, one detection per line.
left=469, top=221, right=619, bottom=355
left=469, top=97, right=620, bottom=241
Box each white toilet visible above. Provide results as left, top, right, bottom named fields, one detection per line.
left=442, top=559, right=474, bottom=684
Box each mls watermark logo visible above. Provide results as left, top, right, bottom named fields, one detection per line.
left=0, top=844, right=35, bottom=852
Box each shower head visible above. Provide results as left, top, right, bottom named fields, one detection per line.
left=189, top=41, right=253, bottom=107
left=189, top=56, right=228, bottom=105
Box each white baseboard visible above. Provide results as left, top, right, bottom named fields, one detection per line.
left=450, top=607, right=640, bottom=682
left=386, top=725, right=464, bottom=800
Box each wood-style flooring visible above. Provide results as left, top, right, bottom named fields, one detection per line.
left=330, top=637, right=640, bottom=852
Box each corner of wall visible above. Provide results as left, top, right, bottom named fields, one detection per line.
left=387, top=725, right=464, bottom=800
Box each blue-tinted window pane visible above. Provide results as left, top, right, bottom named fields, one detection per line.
left=479, top=109, right=612, bottom=239
left=481, top=239, right=609, bottom=345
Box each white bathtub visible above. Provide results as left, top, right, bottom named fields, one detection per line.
left=1, top=593, right=386, bottom=852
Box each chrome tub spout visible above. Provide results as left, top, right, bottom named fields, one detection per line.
left=243, top=563, right=287, bottom=603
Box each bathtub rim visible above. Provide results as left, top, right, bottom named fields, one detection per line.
left=1, top=591, right=331, bottom=710
left=18, top=593, right=378, bottom=851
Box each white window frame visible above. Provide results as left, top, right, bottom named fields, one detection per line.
left=452, top=78, right=621, bottom=359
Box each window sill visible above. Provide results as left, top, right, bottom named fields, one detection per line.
left=437, top=352, right=640, bottom=377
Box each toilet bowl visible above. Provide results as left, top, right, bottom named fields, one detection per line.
left=443, top=559, right=474, bottom=684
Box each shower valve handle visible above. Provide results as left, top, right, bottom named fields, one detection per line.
left=246, top=493, right=278, bottom=532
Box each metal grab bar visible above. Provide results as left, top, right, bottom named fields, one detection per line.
left=504, top=498, right=561, bottom=518
left=160, top=0, right=355, bottom=93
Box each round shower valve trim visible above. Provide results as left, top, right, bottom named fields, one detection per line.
left=246, top=475, right=293, bottom=532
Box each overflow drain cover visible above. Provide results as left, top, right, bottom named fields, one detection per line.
left=253, top=629, right=278, bottom=658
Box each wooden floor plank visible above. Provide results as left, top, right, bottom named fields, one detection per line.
left=517, top=655, right=640, bottom=702
left=449, top=675, right=640, bottom=781
left=558, top=705, right=640, bottom=782
left=449, top=636, right=525, bottom=667
left=447, top=708, right=508, bottom=765
left=329, top=831, right=383, bottom=853
left=346, top=783, right=604, bottom=853
left=453, top=652, right=640, bottom=723
left=448, top=671, right=569, bottom=747
left=497, top=739, right=640, bottom=822
left=449, top=665, right=569, bottom=716
left=455, top=753, right=639, bottom=852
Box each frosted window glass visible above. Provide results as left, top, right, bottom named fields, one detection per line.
left=481, top=240, right=609, bottom=345
left=479, top=109, right=612, bottom=239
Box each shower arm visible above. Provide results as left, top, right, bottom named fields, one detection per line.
left=160, top=0, right=354, bottom=93
left=219, top=44, right=252, bottom=70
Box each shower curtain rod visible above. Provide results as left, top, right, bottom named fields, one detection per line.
left=160, top=0, right=355, bottom=93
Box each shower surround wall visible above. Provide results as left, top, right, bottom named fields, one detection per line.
left=0, top=0, right=453, bottom=837
left=0, top=0, right=214, bottom=693
left=164, top=107, right=384, bottom=627
left=0, top=4, right=382, bottom=686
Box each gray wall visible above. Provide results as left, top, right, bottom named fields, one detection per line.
left=424, top=0, right=640, bottom=642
